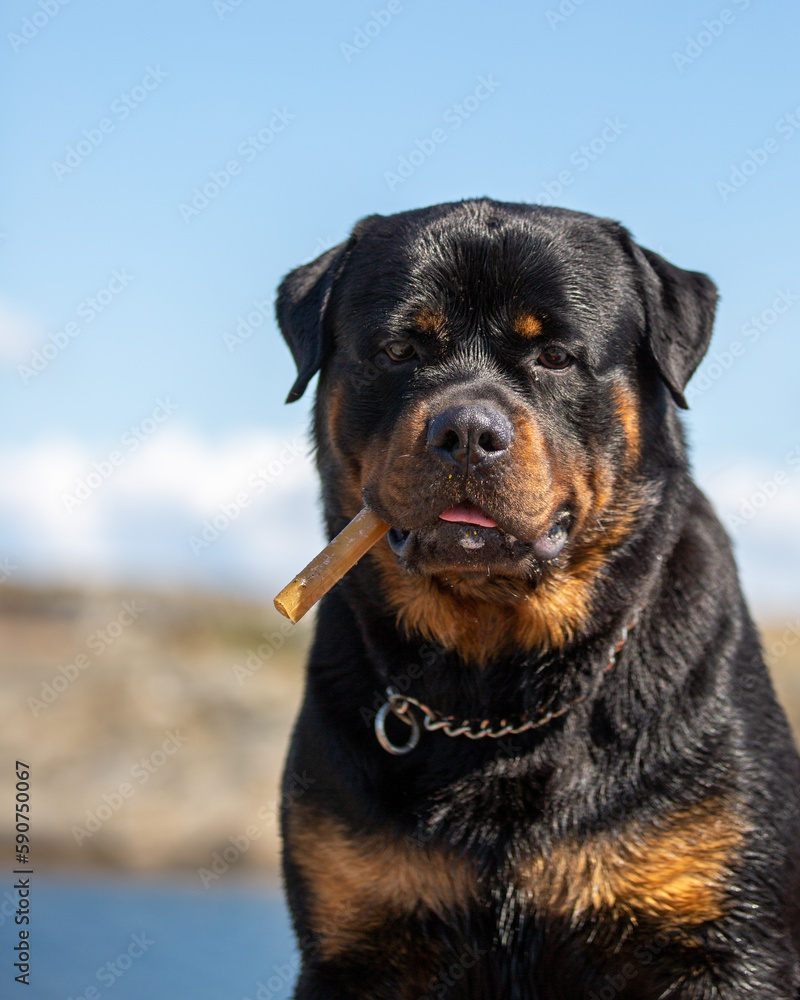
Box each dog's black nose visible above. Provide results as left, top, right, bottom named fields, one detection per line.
left=427, top=404, right=514, bottom=467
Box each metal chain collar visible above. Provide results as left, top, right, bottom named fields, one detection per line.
left=374, top=614, right=638, bottom=755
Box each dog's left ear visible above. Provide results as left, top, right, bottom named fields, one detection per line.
left=630, top=243, right=718, bottom=409
left=275, top=238, right=355, bottom=403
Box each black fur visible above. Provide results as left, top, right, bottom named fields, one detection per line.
left=276, top=200, right=800, bottom=999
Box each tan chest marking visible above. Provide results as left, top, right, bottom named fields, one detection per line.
left=287, top=805, right=479, bottom=959
left=519, top=798, right=746, bottom=927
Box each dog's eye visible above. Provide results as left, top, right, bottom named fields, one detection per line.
left=385, top=341, right=417, bottom=362
left=537, top=347, right=573, bottom=370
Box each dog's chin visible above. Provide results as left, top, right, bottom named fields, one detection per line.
left=386, top=518, right=570, bottom=579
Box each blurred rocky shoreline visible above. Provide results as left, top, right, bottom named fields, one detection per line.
left=1, top=584, right=798, bottom=880
left=0, top=584, right=309, bottom=880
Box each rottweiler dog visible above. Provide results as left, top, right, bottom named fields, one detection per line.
left=275, top=200, right=800, bottom=999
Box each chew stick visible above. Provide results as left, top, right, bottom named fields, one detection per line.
left=274, top=508, right=390, bottom=623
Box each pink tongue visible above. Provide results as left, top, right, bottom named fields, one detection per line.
left=439, top=504, right=497, bottom=528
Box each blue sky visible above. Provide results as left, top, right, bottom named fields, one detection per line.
left=1, top=0, right=799, bottom=611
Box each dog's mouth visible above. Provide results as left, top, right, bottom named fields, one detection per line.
left=387, top=501, right=571, bottom=576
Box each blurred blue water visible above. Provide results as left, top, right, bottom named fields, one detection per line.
left=25, top=873, right=297, bottom=1000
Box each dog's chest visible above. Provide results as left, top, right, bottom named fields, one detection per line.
left=288, top=766, right=744, bottom=969
left=418, top=764, right=742, bottom=932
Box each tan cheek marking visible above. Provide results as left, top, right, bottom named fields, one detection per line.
left=359, top=401, right=431, bottom=517
left=512, top=314, right=543, bottom=338
left=287, top=805, right=479, bottom=960
left=323, top=386, right=363, bottom=518
left=516, top=480, right=648, bottom=659
left=611, top=383, right=641, bottom=463
left=325, top=385, right=342, bottom=445
left=507, top=424, right=651, bottom=659
left=502, top=416, right=555, bottom=507
left=519, top=798, right=746, bottom=926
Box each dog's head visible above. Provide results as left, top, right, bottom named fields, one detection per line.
left=276, top=200, right=717, bottom=663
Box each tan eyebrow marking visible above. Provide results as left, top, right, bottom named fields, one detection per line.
left=512, top=314, right=543, bottom=338
left=413, top=310, right=445, bottom=333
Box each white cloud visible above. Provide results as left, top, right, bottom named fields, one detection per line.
left=698, top=458, right=800, bottom=615
left=0, top=426, right=325, bottom=595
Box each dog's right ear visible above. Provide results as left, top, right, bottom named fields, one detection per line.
left=632, top=245, right=718, bottom=410
left=275, top=238, right=355, bottom=404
